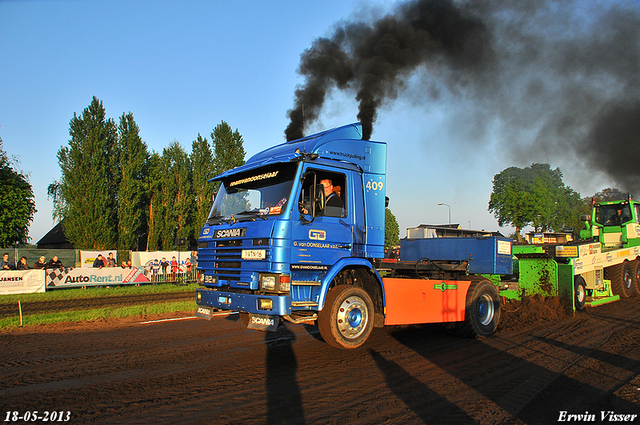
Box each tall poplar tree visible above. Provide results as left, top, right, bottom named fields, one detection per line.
left=117, top=112, right=149, bottom=251
left=152, top=141, right=194, bottom=250
left=190, top=134, right=216, bottom=242
left=56, top=97, right=119, bottom=249
left=211, top=121, right=246, bottom=178
left=146, top=152, right=164, bottom=251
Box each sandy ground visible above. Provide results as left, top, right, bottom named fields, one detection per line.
left=1, top=295, right=639, bottom=424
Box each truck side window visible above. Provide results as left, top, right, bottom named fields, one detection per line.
left=299, top=171, right=346, bottom=218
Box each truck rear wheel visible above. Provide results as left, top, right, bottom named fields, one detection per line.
left=606, top=262, right=634, bottom=298
left=318, top=285, right=374, bottom=349
left=574, top=276, right=587, bottom=310
left=633, top=260, right=640, bottom=297
left=454, top=278, right=501, bottom=337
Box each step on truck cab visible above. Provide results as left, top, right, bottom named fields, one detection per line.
left=195, top=123, right=503, bottom=349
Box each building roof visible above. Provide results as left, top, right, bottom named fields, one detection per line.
left=37, top=221, right=73, bottom=249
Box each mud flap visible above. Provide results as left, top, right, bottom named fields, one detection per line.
left=194, top=306, right=214, bottom=320
left=246, top=314, right=280, bottom=332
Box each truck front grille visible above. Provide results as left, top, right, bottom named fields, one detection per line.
left=202, top=238, right=269, bottom=283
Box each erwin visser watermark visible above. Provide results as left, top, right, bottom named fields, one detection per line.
left=558, top=411, right=638, bottom=422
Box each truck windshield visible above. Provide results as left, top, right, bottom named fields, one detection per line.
left=207, top=163, right=297, bottom=224
left=595, top=203, right=633, bottom=226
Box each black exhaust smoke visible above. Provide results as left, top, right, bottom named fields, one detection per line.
left=285, top=0, right=490, bottom=141
left=285, top=0, right=640, bottom=195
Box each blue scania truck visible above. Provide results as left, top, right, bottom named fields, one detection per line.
left=195, top=123, right=511, bottom=349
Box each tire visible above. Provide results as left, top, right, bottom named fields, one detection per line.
left=574, top=276, right=587, bottom=310
left=606, top=262, right=633, bottom=298
left=454, top=278, right=501, bottom=338
left=318, top=285, right=374, bottom=349
left=633, top=260, right=640, bottom=297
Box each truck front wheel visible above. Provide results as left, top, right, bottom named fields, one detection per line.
left=318, top=285, right=374, bottom=349
left=454, top=278, right=501, bottom=337
left=574, top=276, right=587, bottom=310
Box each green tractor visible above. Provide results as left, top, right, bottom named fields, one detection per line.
left=505, top=197, right=640, bottom=312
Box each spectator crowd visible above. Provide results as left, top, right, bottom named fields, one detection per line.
left=1, top=253, right=66, bottom=271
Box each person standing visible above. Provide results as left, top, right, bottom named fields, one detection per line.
left=33, top=256, right=47, bottom=269
left=161, top=257, right=169, bottom=274
left=16, top=256, right=29, bottom=270
left=170, top=256, right=178, bottom=274
left=47, top=255, right=64, bottom=270
left=0, top=253, right=13, bottom=270
left=106, top=252, right=117, bottom=267
left=93, top=254, right=105, bottom=268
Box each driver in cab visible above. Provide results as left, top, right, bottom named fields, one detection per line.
left=300, top=178, right=343, bottom=217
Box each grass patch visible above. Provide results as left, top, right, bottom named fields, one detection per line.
left=0, top=282, right=198, bottom=305
left=0, top=300, right=197, bottom=330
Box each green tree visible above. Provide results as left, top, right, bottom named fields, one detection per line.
left=0, top=138, right=37, bottom=247
left=146, top=152, right=164, bottom=251
left=587, top=188, right=630, bottom=203
left=54, top=97, right=119, bottom=249
left=151, top=141, right=194, bottom=250
left=117, top=112, right=150, bottom=251
left=385, top=208, right=400, bottom=249
left=488, top=163, right=583, bottom=239
left=211, top=121, right=246, bottom=181
left=190, top=134, right=216, bottom=242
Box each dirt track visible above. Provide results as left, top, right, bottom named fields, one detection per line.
left=0, top=292, right=194, bottom=318
left=1, top=296, right=639, bottom=424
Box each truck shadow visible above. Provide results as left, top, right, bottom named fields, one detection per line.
left=369, top=348, right=477, bottom=424
left=265, top=324, right=306, bottom=424
left=387, top=326, right=640, bottom=424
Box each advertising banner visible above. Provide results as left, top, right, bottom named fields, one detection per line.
left=132, top=251, right=194, bottom=271
left=0, top=270, right=46, bottom=295
left=46, top=267, right=150, bottom=288
left=79, top=251, right=118, bottom=268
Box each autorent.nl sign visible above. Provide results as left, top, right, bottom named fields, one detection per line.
left=46, top=267, right=150, bottom=288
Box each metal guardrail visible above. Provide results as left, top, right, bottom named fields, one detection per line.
left=145, top=269, right=199, bottom=284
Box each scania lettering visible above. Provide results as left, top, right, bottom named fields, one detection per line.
left=195, top=123, right=507, bottom=349
left=215, top=228, right=246, bottom=239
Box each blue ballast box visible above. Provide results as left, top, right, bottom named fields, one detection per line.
left=400, top=237, right=513, bottom=275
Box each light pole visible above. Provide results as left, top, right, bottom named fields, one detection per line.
left=438, top=203, right=451, bottom=227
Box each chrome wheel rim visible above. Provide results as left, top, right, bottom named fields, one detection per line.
left=477, top=294, right=495, bottom=326
left=336, top=295, right=368, bottom=339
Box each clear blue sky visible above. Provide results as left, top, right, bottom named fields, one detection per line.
left=1, top=0, right=627, bottom=243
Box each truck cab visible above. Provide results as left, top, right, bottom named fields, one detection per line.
left=581, top=198, right=640, bottom=249
left=195, top=123, right=387, bottom=333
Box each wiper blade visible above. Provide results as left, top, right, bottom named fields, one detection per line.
left=236, top=210, right=268, bottom=220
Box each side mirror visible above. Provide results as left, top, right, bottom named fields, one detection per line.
left=580, top=214, right=591, bottom=222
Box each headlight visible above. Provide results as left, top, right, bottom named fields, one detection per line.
left=259, top=274, right=290, bottom=294
left=261, top=275, right=276, bottom=291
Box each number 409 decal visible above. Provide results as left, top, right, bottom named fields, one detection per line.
left=365, top=180, right=384, bottom=191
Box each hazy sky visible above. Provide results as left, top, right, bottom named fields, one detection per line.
left=2, top=0, right=635, bottom=243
